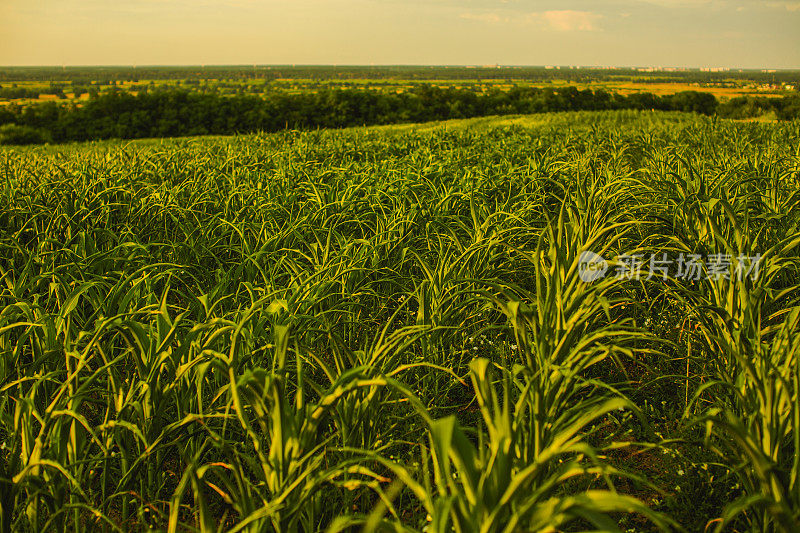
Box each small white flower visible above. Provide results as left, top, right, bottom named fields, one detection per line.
left=510, top=344, right=518, bottom=350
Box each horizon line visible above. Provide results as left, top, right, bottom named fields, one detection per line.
left=1, top=64, right=799, bottom=72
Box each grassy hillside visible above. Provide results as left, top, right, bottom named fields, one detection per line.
left=1, top=110, right=799, bottom=531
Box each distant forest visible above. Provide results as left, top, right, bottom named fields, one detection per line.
left=1, top=65, right=799, bottom=84
left=1, top=86, right=798, bottom=145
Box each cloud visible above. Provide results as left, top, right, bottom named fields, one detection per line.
left=630, top=0, right=716, bottom=6
left=460, top=12, right=508, bottom=23
left=765, top=1, right=800, bottom=10
left=623, top=0, right=742, bottom=9
left=460, top=9, right=601, bottom=31
left=629, top=0, right=800, bottom=9
left=531, top=10, right=602, bottom=31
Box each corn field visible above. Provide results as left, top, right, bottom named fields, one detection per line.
left=1, top=110, right=799, bottom=532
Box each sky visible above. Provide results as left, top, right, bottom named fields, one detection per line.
left=1, top=0, right=799, bottom=68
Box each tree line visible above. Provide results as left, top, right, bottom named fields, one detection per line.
left=2, top=65, right=799, bottom=84
left=0, top=86, right=797, bottom=145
